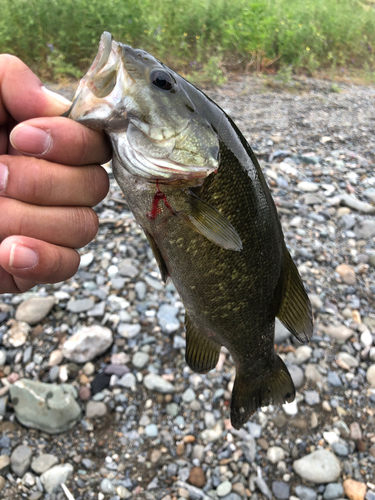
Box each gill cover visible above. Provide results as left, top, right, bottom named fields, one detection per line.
left=68, top=31, right=220, bottom=184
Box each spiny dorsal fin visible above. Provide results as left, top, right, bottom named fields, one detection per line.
left=276, top=247, right=313, bottom=344
left=185, top=314, right=222, bottom=374
left=231, top=355, right=295, bottom=429
left=176, top=190, right=243, bottom=251
left=143, top=229, right=169, bottom=283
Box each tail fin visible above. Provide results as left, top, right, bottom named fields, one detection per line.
left=230, top=356, right=295, bottom=429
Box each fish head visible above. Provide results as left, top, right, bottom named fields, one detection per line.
left=69, top=32, right=219, bottom=184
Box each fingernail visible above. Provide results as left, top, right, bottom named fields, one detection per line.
left=0, top=162, right=9, bottom=193
left=10, top=124, right=52, bottom=155
left=41, top=86, right=72, bottom=106
left=9, top=243, right=39, bottom=269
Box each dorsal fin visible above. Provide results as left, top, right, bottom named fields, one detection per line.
left=276, top=247, right=313, bottom=343
left=185, top=314, right=221, bottom=374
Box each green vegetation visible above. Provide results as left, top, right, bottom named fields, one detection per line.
left=1, top=0, right=375, bottom=81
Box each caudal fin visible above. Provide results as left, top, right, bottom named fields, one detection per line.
left=230, top=356, right=295, bottom=429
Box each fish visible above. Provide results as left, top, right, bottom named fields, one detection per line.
left=67, top=32, right=313, bottom=429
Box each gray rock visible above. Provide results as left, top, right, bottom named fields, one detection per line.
left=323, top=483, right=344, bottom=500
left=295, top=345, right=312, bottom=364
left=295, top=485, right=317, bottom=500
left=240, top=438, right=256, bottom=463
left=254, top=475, right=272, bottom=500
left=298, top=181, right=319, bottom=192
left=340, top=194, right=375, bottom=214
left=304, top=390, right=320, bottom=405
left=79, top=252, right=94, bottom=268
left=10, top=445, right=32, bottom=477
left=143, top=373, right=175, bottom=393
left=62, top=325, right=113, bottom=363
left=366, top=364, right=375, bottom=387
left=145, top=424, right=158, bottom=437
left=3, top=320, right=30, bottom=347
left=86, top=401, right=107, bottom=418
left=182, top=388, right=196, bottom=403
left=272, top=481, right=290, bottom=500
left=135, top=281, right=147, bottom=300
left=322, top=324, right=354, bottom=343
left=221, top=494, right=242, bottom=500
left=157, top=304, right=180, bottom=334
left=0, top=350, right=6, bottom=367
left=101, top=478, right=116, bottom=494
left=275, top=319, right=291, bottom=344
left=87, top=301, right=106, bottom=317
left=166, top=403, right=179, bottom=417
left=293, top=450, right=341, bottom=483
left=327, top=371, right=342, bottom=387
left=364, top=187, right=375, bottom=203
left=309, top=294, right=323, bottom=310
left=247, top=422, right=262, bottom=438
left=305, top=364, right=324, bottom=385
left=132, top=351, right=149, bottom=369
left=217, top=480, right=232, bottom=497
left=40, top=463, right=74, bottom=494
left=337, top=352, right=358, bottom=368
left=0, top=396, right=7, bottom=417
left=287, top=364, right=305, bottom=389
left=118, top=259, right=138, bottom=278
left=0, top=455, right=10, bottom=475
left=338, top=214, right=356, bottom=230
left=173, top=335, right=186, bottom=349
left=10, top=379, right=81, bottom=433
left=67, top=297, right=95, bottom=313
left=118, top=323, right=141, bottom=339
left=15, top=296, right=55, bottom=325
left=267, top=446, right=285, bottom=464
left=354, top=220, right=375, bottom=239
left=31, top=454, right=59, bottom=474
left=118, top=372, right=136, bottom=388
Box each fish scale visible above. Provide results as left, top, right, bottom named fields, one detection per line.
left=68, top=31, right=313, bottom=428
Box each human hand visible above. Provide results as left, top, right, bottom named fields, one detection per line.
left=0, top=55, right=111, bottom=293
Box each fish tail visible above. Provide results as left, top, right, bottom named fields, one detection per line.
left=230, top=355, right=295, bottom=429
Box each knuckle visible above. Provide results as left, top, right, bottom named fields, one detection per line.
left=69, top=207, right=99, bottom=247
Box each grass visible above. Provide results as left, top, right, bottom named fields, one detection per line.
left=0, top=0, right=375, bottom=82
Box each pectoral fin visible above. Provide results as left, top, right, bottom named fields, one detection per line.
left=143, top=229, right=169, bottom=283
left=276, top=247, right=313, bottom=343
left=185, top=314, right=221, bottom=373
left=176, top=191, right=243, bottom=251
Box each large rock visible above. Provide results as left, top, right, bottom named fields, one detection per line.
left=10, top=379, right=81, bottom=433
left=15, top=296, right=55, bottom=325
left=31, top=454, right=59, bottom=474
left=40, top=463, right=74, bottom=493
left=293, top=450, right=341, bottom=483
left=62, top=325, right=113, bottom=363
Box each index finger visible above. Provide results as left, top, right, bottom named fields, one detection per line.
left=0, top=54, right=71, bottom=125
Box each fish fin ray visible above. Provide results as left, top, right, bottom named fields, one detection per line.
left=231, top=355, right=295, bottom=429
left=276, top=248, right=313, bottom=343
left=143, top=229, right=169, bottom=283
left=185, top=314, right=221, bottom=374
left=176, top=190, right=243, bottom=251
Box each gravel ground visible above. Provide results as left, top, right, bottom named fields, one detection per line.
left=0, top=75, right=375, bottom=500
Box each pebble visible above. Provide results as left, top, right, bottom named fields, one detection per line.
left=322, top=324, right=354, bottom=343
left=354, top=220, right=375, bottom=239
left=293, top=450, right=341, bottom=483
left=143, top=373, right=175, bottom=393
left=118, top=323, right=141, bottom=339
left=10, top=379, right=81, bottom=433
left=62, top=325, right=113, bottom=363
left=272, top=481, right=290, bottom=500
left=15, top=296, right=55, bottom=325
left=10, top=445, right=32, bottom=477
left=3, top=320, right=30, bottom=347
left=366, top=364, right=375, bottom=386
left=67, top=297, right=95, bottom=313
left=343, top=479, right=367, bottom=500
left=40, top=463, right=74, bottom=494
left=145, top=424, right=159, bottom=437
left=335, top=264, right=356, bottom=285
left=323, top=483, right=344, bottom=500
left=267, top=446, right=285, bottom=464
left=48, top=349, right=63, bottom=366
left=340, top=194, right=375, bottom=214
left=298, top=181, right=319, bottom=192
left=157, top=304, right=180, bottom=334
left=304, top=390, right=320, bottom=405
left=0, top=350, right=6, bottom=367
left=86, top=401, right=107, bottom=418
left=0, top=455, right=10, bottom=475
left=31, top=454, right=59, bottom=474
left=217, top=480, right=232, bottom=497
left=295, top=485, right=317, bottom=500
left=118, top=372, right=136, bottom=388
left=132, top=351, right=149, bottom=368
left=182, top=387, right=196, bottom=403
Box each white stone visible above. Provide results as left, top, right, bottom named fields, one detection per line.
left=15, top=296, right=55, bottom=325
left=267, top=446, right=286, bottom=464
left=366, top=364, right=375, bottom=387
left=40, top=464, right=74, bottom=494
left=293, top=450, right=341, bottom=483
left=62, top=325, right=113, bottom=363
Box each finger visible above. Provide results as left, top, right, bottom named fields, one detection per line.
left=0, top=236, right=80, bottom=293
left=0, top=156, right=109, bottom=207
left=9, top=116, right=111, bottom=166
left=0, top=55, right=71, bottom=126
left=0, top=198, right=99, bottom=248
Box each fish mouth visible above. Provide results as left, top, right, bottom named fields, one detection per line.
left=68, top=32, right=135, bottom=126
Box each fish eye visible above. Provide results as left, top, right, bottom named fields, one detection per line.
left=150, top=69, right=175, bottom=91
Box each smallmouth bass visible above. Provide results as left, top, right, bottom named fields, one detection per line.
left=67, top=32, right=313, bottom=429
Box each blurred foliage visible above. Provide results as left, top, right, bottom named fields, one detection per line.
left=1, top=0, right=375, bottom=81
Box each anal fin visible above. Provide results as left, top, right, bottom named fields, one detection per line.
left=143, top=229, right=169, bottom=283
left=185, top=314, right=221, bottom=374
left=276, top=247, right=313, bottom=343
left=231, top=355, right=295, bottom=429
